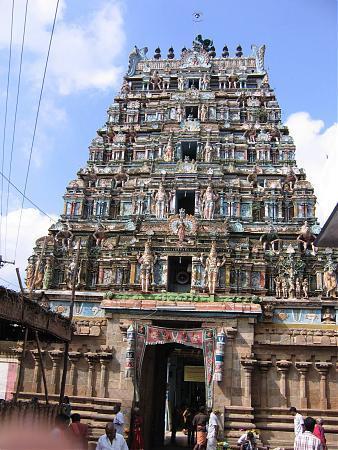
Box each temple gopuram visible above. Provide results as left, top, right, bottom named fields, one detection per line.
left=4, top=36, right=338, bottom=449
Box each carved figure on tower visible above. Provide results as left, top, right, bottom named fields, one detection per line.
left=274, top=276, right=282, bottom=298
left=138, top=241, right=155, bottom=292
left=65, top=259, right=76, bottom=289
left=201, top=242, right=226, bottom=295
left=323, top=260, right=337, bottom=298
left=164, top=135, right=174, bottom=162
left=150, top=71, right=162, bottom=90
left=154, top=183, right=168, bottom=219
left=25, top=259, right=35, bottom=289
left=301, top=278, right=309, bottom=299
left=201, top=185, right=218, bottom=220
left=42, top=258, right=53, bottom=290
left=93, top=222, right=108, bottom=247
left=121, top=78, right=130, bottom=95
left=55, top=221, right=74, bottom=251
left=200, top=73, right=210, bottom=90
left=297, top=221, right=316, bottom=255
left=200, top=104, right=208, bottom=122
left=204, top=137, right=213, bottom=162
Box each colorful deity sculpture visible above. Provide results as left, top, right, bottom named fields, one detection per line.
left=202, top=242, right=226, bottom=295
left=201, top=186, right=218, bottom=220
left=154, top=183, right=168, bottom=219
left=138, top=241, right=155, bottom=292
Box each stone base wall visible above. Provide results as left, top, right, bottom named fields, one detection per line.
left=2, top=311, right=337, bottom=449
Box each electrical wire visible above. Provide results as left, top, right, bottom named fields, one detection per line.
left=14, top=0, right=60, bottom=261
left=0, top=276, right=18, bottom=289
left=4, top=0, right=29, bottom=259
left=0, top=0, right=15, bottom=258
left=0, top=169, right=56, bottom=223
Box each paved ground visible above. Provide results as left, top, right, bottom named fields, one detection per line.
left=156, top=431, right=190, bottom=449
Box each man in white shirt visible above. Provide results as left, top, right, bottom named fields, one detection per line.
left=96, top=423, right=129, bottom=450
left=294, top=416, right=322, bottom=450
left=207, top=410, right=222, bottom=450
left=289, top=407, right=304, bottom=436
left=113, top=405, right=125, bottom=436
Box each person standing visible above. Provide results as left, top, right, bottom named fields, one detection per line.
left=96, top=423, right=129, bottom=450
left=183, top=407, right=195, bottom=447
left=294, top=417, right=323, bottom=450
left=289, top=407, right=304, bottom=437
left=313, top=418, right=327, bottom=450
left=61, top=396, right=72, bottom=418
left=113, top=405, right=125, bottom=436
left=206, top=410, right=222, bottom=450
left=192, top=406, right=208, bottom=450
left=70, top=413, right=89, bottom=450
left=130, top=407, right=144, bottom=450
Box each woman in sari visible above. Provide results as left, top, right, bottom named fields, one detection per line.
left=131, top=408, right=144, bottom=450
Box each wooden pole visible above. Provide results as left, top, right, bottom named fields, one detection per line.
left=14, top=269, right=29, bottom=402
left=29, top=236, right=47, bottom=300
left=59, top=239, right=81, bottom=404
left=35, top=331, right=49, bottom=405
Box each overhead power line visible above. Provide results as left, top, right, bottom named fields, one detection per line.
left=14, top=0, right=60, bottom=261
left=4, top=0, right=29, bottom=259
left=0, top=0, right=15, bottom=258
left=0, top=169, right=56, bottom=223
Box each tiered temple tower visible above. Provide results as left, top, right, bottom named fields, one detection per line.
left=18, top=37, right=338, bottom=449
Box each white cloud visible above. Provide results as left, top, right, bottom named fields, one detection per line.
left=0, top=208, right=57, bottom=289
left=0, top=0, right=125, bottom=94
left=286, top=112, right=338, bottom=225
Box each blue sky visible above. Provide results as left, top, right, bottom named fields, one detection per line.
left=0, top=0, right=337, bottom=286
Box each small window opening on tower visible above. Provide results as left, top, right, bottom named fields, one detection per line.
left=176, top=190, right=195, bottom=215
left=185, top=106, right=199, bottom=119
left=188, top=79, right=199, bottom=89
left=181, top=141, right=197, bottom=161
left=168, top=256, right=192, bottom=293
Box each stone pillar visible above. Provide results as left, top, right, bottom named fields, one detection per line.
left=295, top=362, right=312, bottom=408
left=257, top=361, right=272, bottom=408
left=240, top=359, right=256, bottom=407
left=99, top=352, right=112, bottom=398
left=67, top=352, right=81, bottom=395
left=276, top=360, right=292, bottom=407
left=49, top=350, right=63, bottom=394
left=31, top=350, right=41, bottom=393
left=315, top=362, right=332, bottom=409
left=85, top=353, right=98, bottom=397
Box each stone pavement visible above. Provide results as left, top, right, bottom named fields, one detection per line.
left=154, top=431, right=190, bottom=449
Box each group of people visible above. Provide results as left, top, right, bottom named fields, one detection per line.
left=173, top=406, right=223, bottom=450
left=290, top=407, right=327, bottom=450
left=51, top=398, right=129, bottom=450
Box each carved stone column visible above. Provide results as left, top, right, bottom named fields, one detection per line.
left=240, top=359, right=256, bottom=407
left=257, top=361, right=272, bottom=408
left=49, top=350, right=63, bottom=394
left=67, top=352, right=81, bottom=395
left=85, top=353, right=98, bottom=397
left=31, top=350, right=41, bottom=393
left=295, top=362, right=312, bottom=408
left=315, top=362, right=332, bottom=409
left=276, top=360, right=292, bottom=407
left=99, top=352, right=112, bottom=398
left=225, top=328, right=237, bottom=405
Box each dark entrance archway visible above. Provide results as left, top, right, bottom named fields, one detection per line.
left=133, top=324, right=216, bottom=450
left=139, top=343, right=205, bottom=450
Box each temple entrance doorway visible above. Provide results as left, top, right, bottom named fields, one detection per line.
left=167, top=256, right=192, bottom=293
left=139, top=342, right=205, bottom=450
